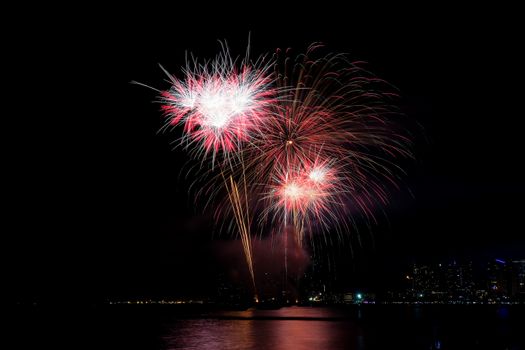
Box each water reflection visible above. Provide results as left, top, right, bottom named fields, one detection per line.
left=163, top=307, right=362, bottom=350
left=162, top=306, right=525, bottom=350
left=164, top=319, right=364, bottom=350
left=164, top=319, right=257, bottom=350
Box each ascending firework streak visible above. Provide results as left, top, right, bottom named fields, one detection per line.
left=147, top=40, right=411, bottom=300
left=224, top=175, right=257, bottom=300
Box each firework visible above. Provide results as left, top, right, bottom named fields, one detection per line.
left=240, top=45, right=412, bottom=249
left=147, top=41, right=412, bottom=300
left=159, top=45, right=276, bottom=163
left=157, top=42, right=281, bottom=300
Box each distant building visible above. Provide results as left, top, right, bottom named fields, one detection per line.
left=511, top=260, right=525, bottom=301
left=412, top=263, right=439, bottom=299
left=486, top=259, right=513, bottom=300
left=445, top=260, right=474, bottom=300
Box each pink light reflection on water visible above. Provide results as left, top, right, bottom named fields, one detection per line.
left=163, top=307, right=364, bottom=350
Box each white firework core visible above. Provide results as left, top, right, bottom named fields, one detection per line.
left=284, top=183, right=302, bottom=199
left=197, top=82, right=254, bottom=129
left=309, top=167, right=327, bottom=183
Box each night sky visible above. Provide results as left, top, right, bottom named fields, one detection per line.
left=7, top=6, right=524, bottom=302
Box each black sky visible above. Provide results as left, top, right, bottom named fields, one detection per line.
left=6, top=5, right=524, bottom=301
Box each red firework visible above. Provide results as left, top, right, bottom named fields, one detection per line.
left=262, top=156, right=346, bottom=235
left=245, top=45, right=413, bottom=242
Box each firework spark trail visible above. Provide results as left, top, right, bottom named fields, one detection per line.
left=224, top=175, right=257, bottom=300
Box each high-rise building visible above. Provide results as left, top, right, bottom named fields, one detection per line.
left=486, top=259, right=513, bottom=300
left=412, top=264, right=433, bottom=296
left=445, top=260, right=474, bottom=300
left=511, top=260, right=525, bottom=301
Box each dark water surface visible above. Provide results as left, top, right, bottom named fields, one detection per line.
left=14, top=305, right=525, bottom=349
